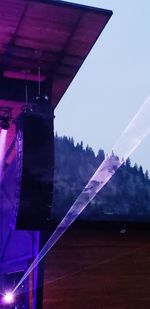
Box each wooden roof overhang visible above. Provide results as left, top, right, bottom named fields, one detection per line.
left=0, top=0, right=112, bottom=160
left=0, top=0, right=112, bottom=107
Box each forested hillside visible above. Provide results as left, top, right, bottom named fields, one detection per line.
left=52, top=135, right=150, bottom=222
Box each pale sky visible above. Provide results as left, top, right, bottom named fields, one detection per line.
left=55, top=0, right=150, bottom=172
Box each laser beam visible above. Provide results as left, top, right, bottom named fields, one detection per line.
left=12, top=95, right=150, bottom=294
left=113, top=95, right=150, bottom=159
left=12, top=154, right=122, bottom=294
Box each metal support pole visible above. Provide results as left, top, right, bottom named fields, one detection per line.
left=33, top=232, right=50, bottom=309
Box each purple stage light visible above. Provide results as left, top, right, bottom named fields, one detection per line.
left=3, top=292, right=14, bottom=304
left=0, top=129, right=7, bottom=179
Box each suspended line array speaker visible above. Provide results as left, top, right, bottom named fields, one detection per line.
left=15, top=99, right=54, bottom=230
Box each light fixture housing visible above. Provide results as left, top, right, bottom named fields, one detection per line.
left=1, top=118, right=10, bottom=130
left=0, top=107, right=12, bottom=130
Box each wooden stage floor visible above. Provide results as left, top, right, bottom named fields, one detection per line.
left=43, top=224, right=150, bottom=309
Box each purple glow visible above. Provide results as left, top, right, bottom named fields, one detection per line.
left=0, top=129, right=7, bottom=179
left=4, top=70, right=46, bottom=81
left=3, top=292, right=14, bottom=304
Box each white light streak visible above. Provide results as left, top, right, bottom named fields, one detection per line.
left=113, top=95, right=150, bottom=160
left=0, top=129, right=7, bottom=180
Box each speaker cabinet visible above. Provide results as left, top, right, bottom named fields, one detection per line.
left=15, top=102, right=54, bottom=230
